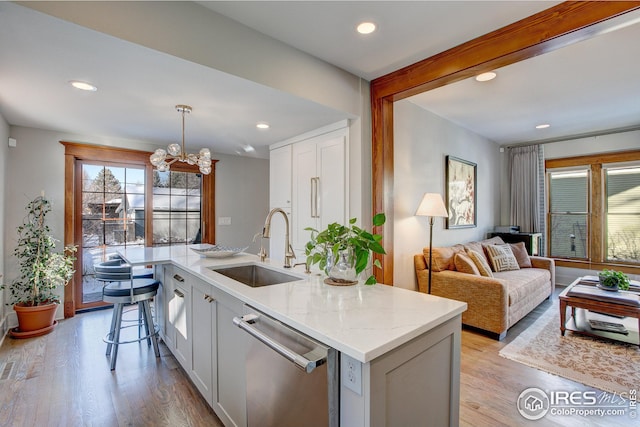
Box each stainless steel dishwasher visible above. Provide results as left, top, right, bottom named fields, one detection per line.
left=233, top=306, right=339, bottom=427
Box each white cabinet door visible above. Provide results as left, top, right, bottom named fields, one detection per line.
left=168, top=268, right=191, bottom=370
left=191, top=279, right=216, bottom=406
left=269, top=145, right=294, bottom=263
left=291, top=130, right=347, bottom=254
left=317, top=134, right=347, bottom=230
left=292, top=139, right=318, bottom=253
left=269, top=145, right=292, bottom=209
left=159, top=264, right=173, bottom=348
left=215, top=292, right=247, bottom=427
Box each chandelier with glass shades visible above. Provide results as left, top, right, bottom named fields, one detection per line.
left=150, top=105, right=212, bottom=175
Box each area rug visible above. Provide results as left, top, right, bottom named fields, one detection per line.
left=499, top=305, right=640, bottom=394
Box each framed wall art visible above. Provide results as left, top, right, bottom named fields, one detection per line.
left=445, top=155, right=477, bottom=229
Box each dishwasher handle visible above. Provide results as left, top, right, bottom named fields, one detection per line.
left=233, top=314, right=326, bottom=374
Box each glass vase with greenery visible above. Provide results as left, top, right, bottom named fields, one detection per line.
left=8, top=196, right=77, bottom=306
left=304, top=213, right=386, bottom=285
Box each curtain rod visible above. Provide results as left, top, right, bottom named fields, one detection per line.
left=502, top=124, right=640, bottom=149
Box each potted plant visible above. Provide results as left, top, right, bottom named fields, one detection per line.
left=305, top=213, right=386, bottom=285
left=6, top=196, right=76, bottom=337
left=598, top=269, right=630, bottom=292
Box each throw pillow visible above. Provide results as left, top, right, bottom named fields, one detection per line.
left=466, top=249, right=494, bottom=277
left=509, top=242, right=532, bottom=268
left=424, top=244, right=465, bottom=272
left=454, top=252, right=480, bottom=276
left=485, top=244, right=520, bottom=272
left=463, top=241, right=489, bottom=264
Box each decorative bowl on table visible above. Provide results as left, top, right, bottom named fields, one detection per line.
left=190, top=244, right=248, bottom=258
left=597, top=269, right=631, bottom=292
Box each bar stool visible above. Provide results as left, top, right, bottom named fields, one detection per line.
left=105, top=254, right=155, bottom=279
left=94, top=260, right=161, bottom=370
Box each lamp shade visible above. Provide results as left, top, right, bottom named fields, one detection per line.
left=415, top=193, right=448, bottom=217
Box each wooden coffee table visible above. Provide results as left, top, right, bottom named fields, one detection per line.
left=559, top=276, right=640, bottom=347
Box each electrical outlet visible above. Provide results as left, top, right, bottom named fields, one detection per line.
left=218, top=217, right=232, bottom=226
left=342, top=354, right=362, bottom=395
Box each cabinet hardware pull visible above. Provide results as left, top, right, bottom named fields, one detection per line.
left=173, top=274, right=184, bottom=282
left=174, top=289, right=185, bottom=298
left=314, top=176, right=320, bottom=219
left=233, top=314, right=326, bottom=373
left=310, top=177, right=320, bottom=218
left=203, top=294, right=215, bottom=303
left=310, top=177, right=316, bottom=218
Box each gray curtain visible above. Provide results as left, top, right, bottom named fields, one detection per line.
left=508, top=145, right=543, bottom=238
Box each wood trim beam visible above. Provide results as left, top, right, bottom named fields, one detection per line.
left=63, top=153, right=75, bottom=318
left=555, top=260, right=640, bottom=276
left=590, top=163, right=603, bottom=263
left=545, top=150, right=640, bottom=169
left=370, top=1, right=640, bottom=286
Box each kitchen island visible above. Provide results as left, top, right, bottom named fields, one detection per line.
left=119, top=245, right=467, bottom=427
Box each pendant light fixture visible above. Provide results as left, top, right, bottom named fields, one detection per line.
left=150, top=105, right=212, bottom=174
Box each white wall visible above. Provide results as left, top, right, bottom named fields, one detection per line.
left=214, top=153, right=269, bottom=253
left=393, top=100, right=501, bottom=290
left=4, top=126, right=70, bottom=323
left=16, top=0, right=373, bottom=265
left=544, top=129, right=640, bottom=159
left=3, top=126, right=269, bottom=325
left=23, top=1, right=363, bottom=118
left=0, top=113, right=9, bottom=339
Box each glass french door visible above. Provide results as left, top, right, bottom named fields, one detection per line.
left=76, top=162, right=146, bottom=309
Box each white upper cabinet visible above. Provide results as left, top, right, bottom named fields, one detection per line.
left=269, top=144, right=292, bottom=209
left=291, top=128, right=347, bottom=254
left=270, top=121, right=349, bottom=259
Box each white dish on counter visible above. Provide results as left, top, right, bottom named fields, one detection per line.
left=190, top=244, right=248, bottom=258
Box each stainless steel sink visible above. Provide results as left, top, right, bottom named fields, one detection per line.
left=211, top=264, right=301, bottom=288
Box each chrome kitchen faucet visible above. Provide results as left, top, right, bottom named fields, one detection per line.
left=262, top=208, right=296, bottom=268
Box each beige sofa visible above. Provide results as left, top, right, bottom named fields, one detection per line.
left=414, top=236, right=554, bottom=339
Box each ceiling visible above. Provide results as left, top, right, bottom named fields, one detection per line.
left=1, top=1, right=638, bottom=159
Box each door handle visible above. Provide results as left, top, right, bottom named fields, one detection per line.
left=233, top=314, right=326, bottom=373
left=310, top=177, right=316, bottom=218
left=310, top=177, right=320, bottom=218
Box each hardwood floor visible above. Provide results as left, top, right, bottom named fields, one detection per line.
left=0, top=290, right=636, bottom=426
left=0, top=307, right=223, bottom=427
left=459, top=289, right=636, bottom=427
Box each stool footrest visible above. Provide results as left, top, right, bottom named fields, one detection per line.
left=103, top=324, right=160, bottom=346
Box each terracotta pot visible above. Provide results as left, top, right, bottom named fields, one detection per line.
left=13, top=302, right=58, bottom=333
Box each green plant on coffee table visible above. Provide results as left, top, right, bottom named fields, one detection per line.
left=304, top=213, right=386, bottom=285
left=598, top=269, right=630, bottom=291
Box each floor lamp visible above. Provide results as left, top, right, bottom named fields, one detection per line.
left=415, top=193, right=449, bottom=294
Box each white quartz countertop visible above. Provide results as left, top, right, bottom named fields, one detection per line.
left=118, top=245, right=467, bottom=363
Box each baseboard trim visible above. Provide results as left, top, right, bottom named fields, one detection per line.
left=0, top=313, right=10, bottom=348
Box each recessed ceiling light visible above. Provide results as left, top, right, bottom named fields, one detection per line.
left=69, top=80, right=97, bottom=91
left=357, top=22, right=376, bottom=35
left=475, top=72, right=497, bottom=82
left=536, top=123, right=551, bottom=129
left=256, top=122, right=270, bottom=129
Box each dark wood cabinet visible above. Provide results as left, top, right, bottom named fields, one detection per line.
left=489, top=232, right=542, bottom=256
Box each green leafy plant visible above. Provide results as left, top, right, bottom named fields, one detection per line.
left=7, top=196, right=77, bottom=306
left=598, top=269, right=630, bottom=291
left=305, top=213, right=386, bottom=285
